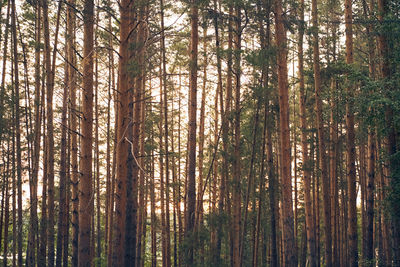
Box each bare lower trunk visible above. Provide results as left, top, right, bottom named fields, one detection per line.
left=78, top=0, right=94, bottom=265
left=185, top=0, right=198, bottom=264
left=274, top=0, right=297, bottom=265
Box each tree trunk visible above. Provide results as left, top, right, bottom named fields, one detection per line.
left=345, top=0, right=358, bottom=265
left=112, top=0, right=132, bottom=265
left=56, top=11, right=70, bottom=267
left=232, top=5, right=241, bottom=267
left=196, top=24, right=207, bottom=230
left=213, top=0, right=227, bottom=261
left=377, top=0, right=400, bottom=262
left=363, top=0, right=376, bottom=263
left=26, top=2, right=41, bottom=266
left=298, top=0, right=317, bottom=263
left=42, top=1, right=60, bottom=265
left=311, top=0, right=332, bottom=265
left=274, top=0, right=297, bottom=265
left=78, top=0, right=94, bottom=265
left=159, top=1, right=171, bottom=265
left=136, top=7, right=148, bottom=267
left=3, top=141, right=10, bottom=267
left=11, top=1, right=22, bottom=265
left=185, top=0, right=198, bottom=264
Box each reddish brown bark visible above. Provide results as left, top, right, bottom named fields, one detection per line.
left=185, top=0, right=198, bottom=264
left=274, top=0, right=297, bottom=265
left=78, top=0, right=94, bottom=265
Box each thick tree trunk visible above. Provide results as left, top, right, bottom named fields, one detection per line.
left=377, top=0, right=400, bottom=262
left=111, top=0, right=131, bottom=265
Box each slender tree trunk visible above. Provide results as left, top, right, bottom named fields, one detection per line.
left=213, top=0, right=227, bottom=261
left=159, top=55, right=167, bottom=267
left=253, top=7, right=270, bottom=265
left=26, top=2, right=41, bottom=266
left=171, top=89, right=179, bottom=267
left=11, top=1, right=22, bottom=265
left=65, top=119, right=71, bottom=267
left=56, top=13, right=70, bottom=267
left=105, top=8, right=113, bottom=259
left=196, top=24, right=207, bottom=230
left=329, top=79, right=340, bottom=267
left=78, top=0, right=94, bottom=265
left=136, top=7, right=148, bottom=267
left=106, top=10, right=116, bottom=266
left=177, top=72, right=183, bottom=267
left=311, top=0, right=332, bottom=265
left=0, top=155, right=5, bottom=257
left=345, top=0, right=358, bottom=264
left=298, top=0, right=317, bottom=264
left=363, top=0, right=376, bottom=264
left=274, top=0, right=297, bottom=265
left=3, top=141, right=10, bottom=267
left=150, top=126, right=157, bottom=267
left=159, top=1, right=171, bottom=265
left=185, top=0, right=198, bottom=264
left=94, top=17, right=102, bottom=266
left=39, top=60, right=48, bottom=267
left=210, top=39, right=219, bottom=260
left=42, top=1, right=61, bottom=265
left=232, top=5, right=241, bottom=267
left=68, top=0, right=79, bottom=263
left=267, top=100, right=279, bottom=267
left=137, top=67, right=147, bottom=267
left=0, top=5, right=10, bottom=129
